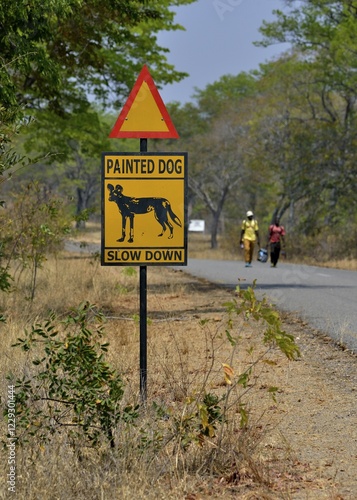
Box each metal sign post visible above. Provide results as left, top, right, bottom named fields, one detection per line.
left=102, top=65, right=187, bottom=403
left=139, top=138, right=147, bottom=402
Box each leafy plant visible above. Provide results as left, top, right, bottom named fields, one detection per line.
left=1, top=181, right=71, bottom=300
left=9, top=302, right=138, bottom=448
left=225, top=281, right=300, bottom=361
left=136, top=283, right=301, bottom=460
left=0, top=243, right=12, bottom=294
left=196, top=280, right=301, bottom=445
left=171, top=392, right=224, bottom=451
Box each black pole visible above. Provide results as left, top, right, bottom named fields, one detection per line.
left=139, top=138, right=148, bottom=403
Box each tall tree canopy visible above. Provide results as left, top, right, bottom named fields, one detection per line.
left=0, top=0, right=196, bottom=202
left=258, top=2, right=357, bottom=208
left=259, top=0, right=357, bottom=96
left=0, top=0, right=195, bottom=119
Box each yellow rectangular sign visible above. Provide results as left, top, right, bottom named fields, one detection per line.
left=101, top=152, right=187, bottom=266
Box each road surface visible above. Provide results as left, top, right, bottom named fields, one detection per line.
left=64, top=241, right=357, bottom=354
left=182, top=259, right=357, bottom=354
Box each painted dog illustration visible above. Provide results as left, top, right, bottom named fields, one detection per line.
left=107, top=184, right=182, bottom=243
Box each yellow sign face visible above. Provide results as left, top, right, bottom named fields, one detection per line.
left=119, top=82, right=170, bottom=133
left=101, top=153, right=187, bottom=266
left=109, top=65, right=179, bottom=139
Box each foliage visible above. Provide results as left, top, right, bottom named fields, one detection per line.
left=0, top=114, right=52, bottom=199
left=0, top=181, right=71, bottom=300
left=168, top=392, right=224, bottom=451
left=144, top=283, right=300, bottom=459
left=0, top=0, right=195, bottom=117
left=169, top=2, right=357, bottom=255
left=0, top=243, right=12, bottom=295
left=0, top=0, right=196, bottom=239
left=225, top=281, right=300, bottom=361
left=193, top=72, right=259, bottom=118
left=171, top=74, right=262, bottom=249
left=2, top=1, right=357, bottom=259
left=22, top=106, right=112, bottom=225
left=9, top=302, right=138, bottom=448
left=253, top=2, right=357, bottom=252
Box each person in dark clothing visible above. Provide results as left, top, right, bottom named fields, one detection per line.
left=267, top=216, right=285, bottom=267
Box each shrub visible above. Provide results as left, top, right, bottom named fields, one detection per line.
left=9, top=302, right=138, bottom=448
left=0, top=181, right=71, bottom=300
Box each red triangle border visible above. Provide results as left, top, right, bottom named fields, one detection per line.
left=109, top=65, right=179, bottom=139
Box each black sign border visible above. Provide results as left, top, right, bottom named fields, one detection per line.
left=101, top=152, right=188, bottom=266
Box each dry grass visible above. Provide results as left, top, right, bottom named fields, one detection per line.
left=189, top=232, right=357, bottom=270
left=0, top=240, right=302, bottom=499
left=71, top=223, right=357, bottom=269
left=1, top=225, right=356, bottom=499
left=188, top=233, right=240, bottom=261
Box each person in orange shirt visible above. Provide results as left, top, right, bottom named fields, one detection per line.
left=267, top=216, right=286, bottom=267
left=240, top=211, right=260, bottom=267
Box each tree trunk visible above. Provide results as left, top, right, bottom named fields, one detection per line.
left=211, top=216, right=219, bottom=249
left=76, top=187, right=86, bottom=229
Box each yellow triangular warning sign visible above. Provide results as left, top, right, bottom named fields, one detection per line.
left=109, top=65, right=179, bottom=139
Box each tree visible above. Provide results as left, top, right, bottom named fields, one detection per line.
left=257, top=2, right=357, bottom=244
left=23, top=105, right=112, bottom=226
left=0, top=0, right=197, bottom=266
left=0, top=0, right=197, bottom=205
left=193, top=72, right=259, bottom=118
left=189, top=111, right=248, bottom=249
left=178, top=74, right=261, bottom=248
left=0, top=0, right=196, bottom=119
left=0, top=181, right=71, bottom=300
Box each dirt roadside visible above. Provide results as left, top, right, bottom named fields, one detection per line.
left=144, top=266, right=357, bottom=499
left=262, top=311, right=357, bottom=499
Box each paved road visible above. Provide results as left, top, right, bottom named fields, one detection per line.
left=182, top=259, right=357, bottom=354
left=64, top=241, right=357, bottom=353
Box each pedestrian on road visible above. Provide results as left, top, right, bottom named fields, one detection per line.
left=267, top=216, right=286, bottom=267
left=240, top=211, right=260, bottom=267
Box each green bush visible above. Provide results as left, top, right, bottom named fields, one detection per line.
left=9, top=302, right=138, bottom=448
left=1, top=181, right=71, bottom=300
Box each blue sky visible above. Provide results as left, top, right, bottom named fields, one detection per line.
left=157, top=0, right=290, bottom=104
